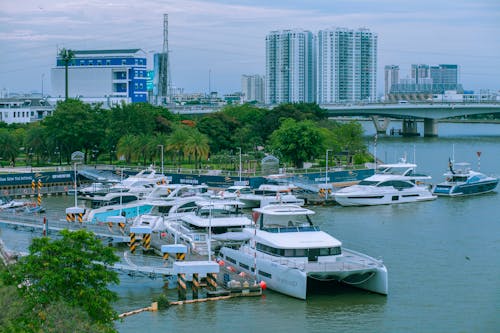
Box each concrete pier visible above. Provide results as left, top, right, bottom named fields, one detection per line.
left=424, top=118, right=438, bottom=137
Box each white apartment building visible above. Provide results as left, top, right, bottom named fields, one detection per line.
left=316, top=27, right=377, bottom=104
left=241, top=74, right=265, bottom=103
left=265, top=30, right=315, bottom=104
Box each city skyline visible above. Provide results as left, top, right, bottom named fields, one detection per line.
left=1, top=0, right=499, bottom=96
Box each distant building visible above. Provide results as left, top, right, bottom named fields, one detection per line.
left=384, top=65, right=399, bottom=100
left=411, top=64, right=430, bottom=84
left=51, top=49, right=148, bottom=106
left=317, top=27, right=377, bottom=104
left=265, top=30, right=315, bottom=104
left=0, top=98, right=54, bottom=124
left=388, top=64, right=463, bottom=102
left=241, top=74, right=265, bottom=103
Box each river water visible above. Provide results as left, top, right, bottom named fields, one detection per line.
left=1, top=122, right=499, bottom=332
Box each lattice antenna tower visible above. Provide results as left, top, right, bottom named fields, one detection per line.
left=158, top=13, right=172, bottom=104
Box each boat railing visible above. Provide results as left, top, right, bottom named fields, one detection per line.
left=240, top=245, right=383, bottom=271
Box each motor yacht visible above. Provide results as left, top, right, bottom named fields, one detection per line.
left=82, top=183, right=211, bottom=223
left=238, top=184, right=304, bottom=208
left=334, top=160, right=436, bottom=206
left=218, top=204, right=388, bottom=299
left=164, top=199, right=253, bottom=255
left=433, top=161, right=498, bottom=196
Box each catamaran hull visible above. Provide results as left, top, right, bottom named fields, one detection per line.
left=219, top=247, right=388, bottom=299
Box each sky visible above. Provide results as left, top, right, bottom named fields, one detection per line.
left=1, top=0, right=499, bottom=96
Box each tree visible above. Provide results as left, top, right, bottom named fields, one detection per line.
left=269, top=118, right=326, bottom=168
left=197, top=112, right=239, bottom=153
left=0, top=128, right=20, bottom=166
left=5, top=229, right=120, bottom=328
left=59, top=48, right=75, bottom=100
left=184, top=128, right=210, bottom=169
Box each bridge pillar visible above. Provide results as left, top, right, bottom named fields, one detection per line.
left=402, top=119, right=419, bottom=137
left=424, top=118, right=438, bottom=137
left=371, top=116, right=390, bottom=134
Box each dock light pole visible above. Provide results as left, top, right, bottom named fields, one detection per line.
left=238, top=147, right=242, bottom=182
left=325, top=149, right=332, bottom=200
left=71, top=151, right=84, bottom=207
left=158, top=145, right=164, bottom=175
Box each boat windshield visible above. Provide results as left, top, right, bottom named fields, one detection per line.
left=263, top=225, right=320, bottom=233
left=358, top=180, right=379, bottom=186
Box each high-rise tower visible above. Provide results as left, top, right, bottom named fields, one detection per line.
left=316, top=27, right=377, bottom=103
left=157, top=14, right=172, bottom=104
left=265, top=30, right=315, bottom=104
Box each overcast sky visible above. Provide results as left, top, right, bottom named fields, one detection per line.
left=1, top=0, right=499, bottom=96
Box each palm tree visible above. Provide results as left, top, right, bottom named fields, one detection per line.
left=166, top=127, right=190, bottom=168
left=185, top=129, right=210, bottom=170
left=59, top=48, right=75, bottom=100
left=116, top=134, right=136, bottom=164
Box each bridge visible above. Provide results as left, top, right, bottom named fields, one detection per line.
left=170, top=103, right=500, bottom=137
left=311, top=103, right=500, bottom=137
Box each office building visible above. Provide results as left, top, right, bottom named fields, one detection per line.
left=316, top=27, right=377, bottom=104
left=241, top=74, right=265, bottom=103
left=265, top=30, right=315, bottom=104
left=51, top=49, right=148, bottom=105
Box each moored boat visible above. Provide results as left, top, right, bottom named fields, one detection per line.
left=433, top=161, right=498, bottom=196
left=218, top=204, right=388, bottom=299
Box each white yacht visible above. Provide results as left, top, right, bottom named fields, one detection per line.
left=218, top=204, right=388, bottom=299
left=131, top=197, right=200, bottom=232
left=238, top=184, right=304, bottom=208
left=334, top=161, right=436, bottom=206
left=165, top=199, right=253, bottom=255
left=82, top=183, right=211, bottom=224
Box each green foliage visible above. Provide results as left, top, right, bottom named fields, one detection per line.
left=0, top=128, right=20, bottom=165
left=153, top=293, right=171, bottom=310
left=6, top=229, right=120, bottom=327
left=197, top=112, right=239, bottom=153
left=269, top=118, right=326, bottom=168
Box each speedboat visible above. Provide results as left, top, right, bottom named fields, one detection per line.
left=165, top=199, right=253, bottom=255
left=238, top=184, right=304, bottom=208
left=433, top=161, right=499, bottom=196
left=218, top=204, right=388, bottom=299
left=334, top=161, right=436, bottom=206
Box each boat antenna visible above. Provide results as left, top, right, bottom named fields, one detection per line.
left=373, top=134, right=378, bottom=172
left=476, top=151, right=481, bottom=171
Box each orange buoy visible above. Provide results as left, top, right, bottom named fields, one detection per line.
left=218, top=260, right=225, bottom=266
left=259, top=281, right=267, bottom=290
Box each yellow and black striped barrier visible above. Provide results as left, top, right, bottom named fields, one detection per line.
left=129, top=232, right=137, bottom=253
left=65, top=207, right=85, bottom=224
left=192, top=273, right=200, bottom=299
left=177, top=273, right=187, bottom=300
left=161, top=244, right=188, bottom=263
left=142, top=233, right=151, bottom=250
left=129, top=226, right=152, bottom=254
left=77, top=212, right=83, bottom=224
left=31, top=180, right=35, bottom=193
left=66, top=213, right=75, bottom=223
left=118, top=222, right=126, bottom=235
left=106, top=215, right=126, bottom=235
left=37, top=193, right=42, bottom=206
left=206, top=272, right=218, bottom=291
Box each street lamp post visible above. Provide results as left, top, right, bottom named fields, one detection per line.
left=237, top=147, right=242, bottom=182
left=110, top=146, right=116, bottom=166
left=92, top=146, right=99, bottom=166
left=325, top=149, right=332, bottom=200
left=158, top=145, right=164, bottom=175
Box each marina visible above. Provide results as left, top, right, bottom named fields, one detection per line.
left=0, top=122, right=498, bottom=332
